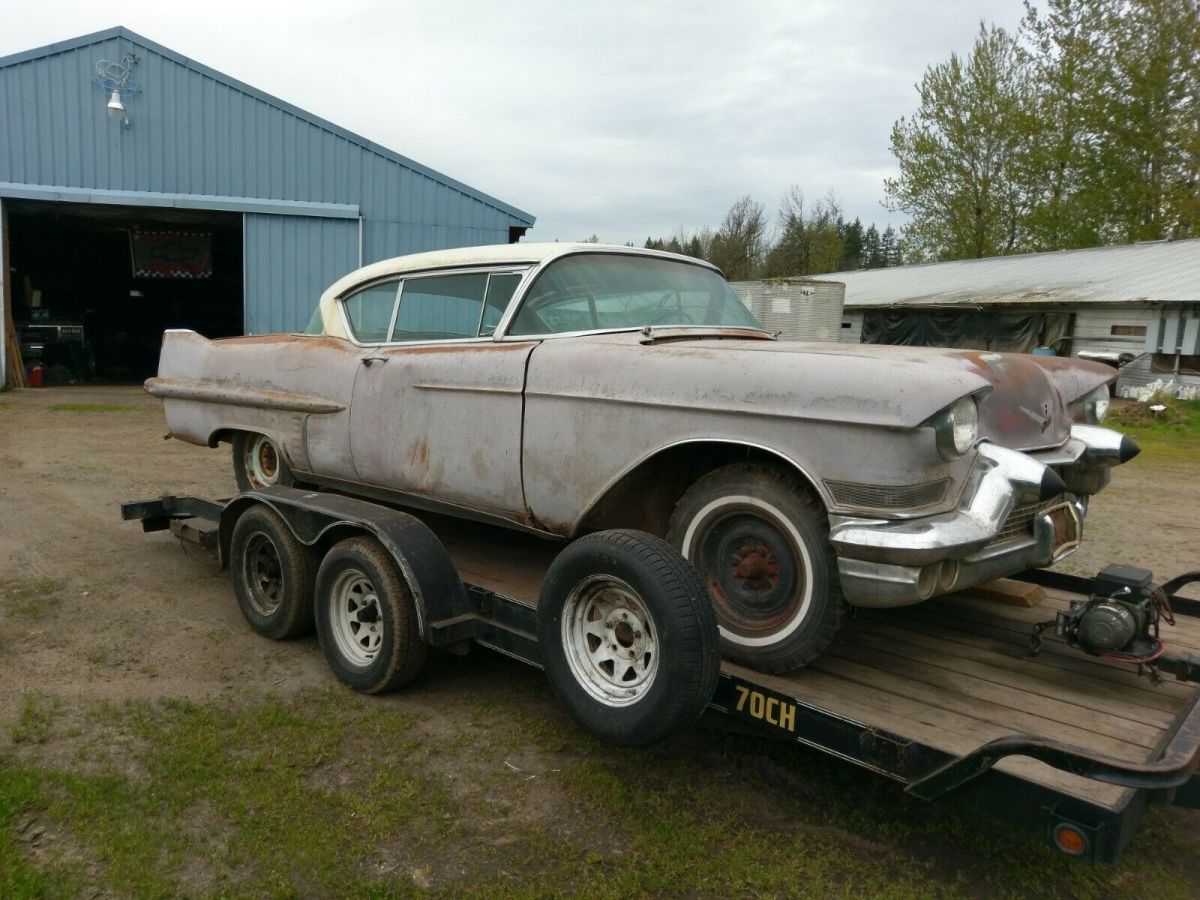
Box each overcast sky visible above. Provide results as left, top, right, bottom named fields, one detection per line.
left=2, top=1, right=1026, bottom=244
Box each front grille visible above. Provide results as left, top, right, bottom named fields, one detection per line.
left=991, top=494, right=1065, bottom=546
left=825, top=478, right=950, bottom=511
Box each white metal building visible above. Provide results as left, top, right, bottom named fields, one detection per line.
left=829, top=239, right=1200, bottom=395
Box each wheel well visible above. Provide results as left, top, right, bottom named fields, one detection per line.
left=209, top=427, right=238, bottom=448
left=577, top=442, right=824, bottom=538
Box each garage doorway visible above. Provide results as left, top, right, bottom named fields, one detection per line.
left=5, top=199, right=242, bottom=382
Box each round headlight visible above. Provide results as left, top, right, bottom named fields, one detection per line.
left=1086, top=385, right=1110, bottom=424
left=933, top=396, right=979, bottom=459
left=948, top=397, right=979, bottom=455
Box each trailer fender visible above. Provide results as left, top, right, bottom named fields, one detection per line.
left=218, top=486, right=468, bottom=642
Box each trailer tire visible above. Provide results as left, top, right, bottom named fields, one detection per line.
left=232, top=432, right=296, bottom=492
left=230, top=504, right=317, bottom=639
left=667, top=462, right=847, bottom=673
left=315, top=536, right=428, bottom=694
left=538, top=530, right=720, bottom=747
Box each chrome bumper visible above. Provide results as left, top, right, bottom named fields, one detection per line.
left=829, top=425, right=1135, bottom=608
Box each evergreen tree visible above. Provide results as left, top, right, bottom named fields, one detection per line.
left=862, top=224, right=883, bottom=268
left=839, top=218, right=865, bottom=270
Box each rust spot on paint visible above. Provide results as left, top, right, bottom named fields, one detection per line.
left=409, top=438, right=429, bottom=473
left=470, top=448, right=489, bottom=481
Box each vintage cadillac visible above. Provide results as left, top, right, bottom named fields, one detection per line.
left=147, top=243, right=1138, bottom=673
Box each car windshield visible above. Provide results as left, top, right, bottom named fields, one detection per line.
left=509, top=253, right=764, bottom=336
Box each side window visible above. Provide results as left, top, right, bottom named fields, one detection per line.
left=480, top=274, right=522, bottom=336
left=342, top=281, right=399, bottom=342
left=392, top=273, right=488, bottom=341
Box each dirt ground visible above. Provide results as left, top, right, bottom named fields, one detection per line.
left=1, top=384, right=1198, bottom=895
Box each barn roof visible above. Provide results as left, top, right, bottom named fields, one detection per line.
left=830, top=239, right=1200, bottom=309
left=0, top=26, right=535, bottom=225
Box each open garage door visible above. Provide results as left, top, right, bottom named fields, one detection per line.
left=5, top=199, right=242, bottom=383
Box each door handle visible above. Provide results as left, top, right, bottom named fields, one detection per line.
left=361, top=357, right=388, bottom=368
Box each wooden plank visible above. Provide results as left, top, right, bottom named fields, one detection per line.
left=862, top=608, right=1194, bottom=705
left=732, top=663, right=1130, bottom=808
left=961, top=578, right=1046, bottom=608
left=823, top=638, right=1170, bottom=742
left=830, top=629, right=1176, bottom=728
left=924, top=592, right=1200, bottom=654
left=813, top=650, right=1155, bottom=755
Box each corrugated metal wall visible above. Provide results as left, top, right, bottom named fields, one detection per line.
left=0, top=28, right=534, bottom=338
left=1070, top=307, right=1158, bottom=357
left=728, top=280, right=845, bottom=341
left=243, top=215, right=358, bottom=333
left=840, top=311, right=864, bottom=343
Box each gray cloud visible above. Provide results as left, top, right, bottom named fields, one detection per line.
left=1, top=0, right=1025, bottom=244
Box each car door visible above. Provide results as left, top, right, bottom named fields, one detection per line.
left=302, top=279, right=398, bottom=480
left=348, top=269, right=536, bottom=519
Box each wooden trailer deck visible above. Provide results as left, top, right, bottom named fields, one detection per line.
left=429, top=513, right=1198, bottom=812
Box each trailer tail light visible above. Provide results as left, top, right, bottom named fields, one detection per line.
left=1052, top=822, right=1089, bottom=857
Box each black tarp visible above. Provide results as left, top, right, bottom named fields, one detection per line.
left=861, top=309, right=1070, bottom=353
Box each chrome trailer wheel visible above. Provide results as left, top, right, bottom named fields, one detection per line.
left=315, top=536, right=428, bottom=693
left=538, top=530, right=720, bottom=747
left=561, top=575, right=659, bottom=708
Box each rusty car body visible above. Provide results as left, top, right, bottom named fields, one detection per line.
left=147, top=243, right=1138, bottom=672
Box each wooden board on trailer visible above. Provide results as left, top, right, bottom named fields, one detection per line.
left=414, top=513, right=1198, bottom=813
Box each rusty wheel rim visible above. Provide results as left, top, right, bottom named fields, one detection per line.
left=682, top=495, right=813, bottom=648
left=245, top=435, right=281, bottom=488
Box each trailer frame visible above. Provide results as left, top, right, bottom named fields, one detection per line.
left=121, top=487, right=1200, bottom=864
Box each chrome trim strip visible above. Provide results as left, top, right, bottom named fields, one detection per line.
left=144, top=377, right=344, bottom=414
left=829, top=442, right=1055, bottom=565
left=492, top=248, right=769, bottom=341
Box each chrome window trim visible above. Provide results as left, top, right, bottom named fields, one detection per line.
left=334, top=265, right=534, bottom=348
left=337, top=277, right=401, bottom=346
left=491, top=249, right=767, bottom=341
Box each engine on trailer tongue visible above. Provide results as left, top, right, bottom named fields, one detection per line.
left=1033, top=564, right=1168, bottom=668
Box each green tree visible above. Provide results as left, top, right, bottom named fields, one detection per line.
left=1103, top=0, right=1200, bottom=240
left=885, top=23, right=1039, bottom=259
left=838, top=218, right=865, bottom=270
left=862, top=224, right=883, bottom=268
left=708, top=196, right=769, bottom=280
left=764, top=187, right=845, bottom=277
left=1021, top=0, right=1116, bottom=248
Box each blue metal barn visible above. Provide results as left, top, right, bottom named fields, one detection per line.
left=0, top=26, right=534, bottom=385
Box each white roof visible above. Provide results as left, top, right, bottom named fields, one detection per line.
left=323, top=242, right=714, bottom=299
left=829, top=239, right=1200, bottom=308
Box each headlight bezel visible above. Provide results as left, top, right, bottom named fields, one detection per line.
left=1071, top=384, right=1111, bottom=425
left=932, top=395, right=981, bottom=460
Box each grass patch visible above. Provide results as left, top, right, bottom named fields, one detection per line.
left=1111, top=395, right=1200, bottom=438
left=47, top=403, right=134, bottom=413
left=2, top=687, right=1198, bottom=897
left=11, top=696, right=58, bottom=746
left=1109, top=396, right=1200, bottom=464
left=0, top=578, right=60, bottom=621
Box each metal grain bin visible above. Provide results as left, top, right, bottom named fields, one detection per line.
left=728, top=279, right=846, bottom=341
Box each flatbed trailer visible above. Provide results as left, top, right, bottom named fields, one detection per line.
left=121, top=487, right=1200, bottom=864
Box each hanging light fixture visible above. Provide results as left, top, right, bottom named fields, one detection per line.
left=106, top=89, right=126, bottom=122
left=92, top=53, right=139, bottom=128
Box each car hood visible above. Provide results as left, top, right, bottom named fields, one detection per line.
left=607, top=333, right=1115, bottom=450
